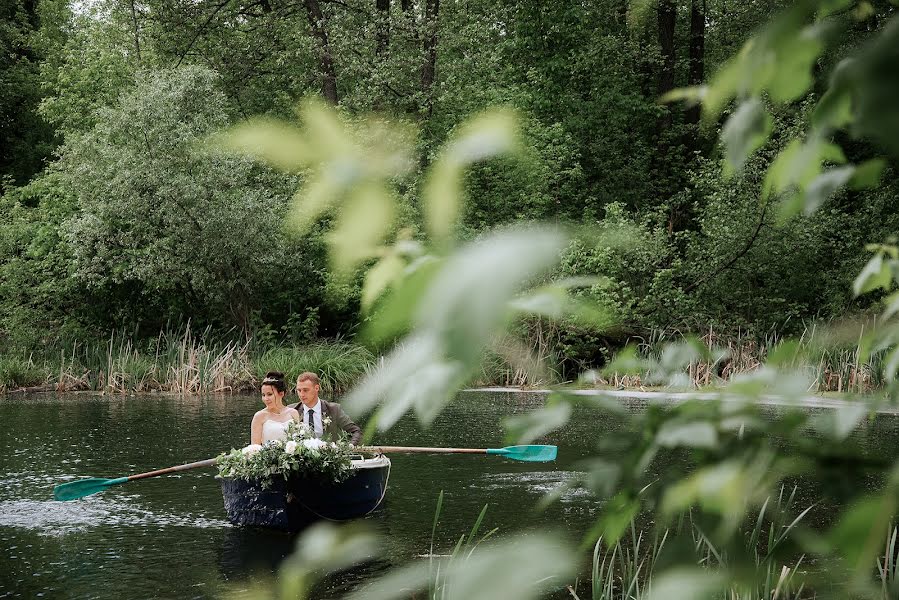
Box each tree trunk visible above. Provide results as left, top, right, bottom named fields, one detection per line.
left=615, top=0, right=628, bottom=29
left=376, top=0, right=390, bottom=58
left=304, top=0, right=339, bottom=104
left=656, top=0, right=676, bottom=100
left=420, top=0, right=439, bottom=113
left=685, top=0, right=705, bottom=126
left=654, top=0, right=678, bottom=232
left=399, top=0, right=418, bottom=46
left=129, top=0, right=142, bottom=62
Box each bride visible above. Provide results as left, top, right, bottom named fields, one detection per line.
left=250, top=371, right=301, bottom=444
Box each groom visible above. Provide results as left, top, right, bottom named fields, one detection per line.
left=289, top=372, right=362, bottom=445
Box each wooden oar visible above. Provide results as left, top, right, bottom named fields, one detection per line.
left=53, top=445, right=557, bottom=501
left=357, top=444, right=557, bottom=462
left=53, top=457, right=218, bottom=502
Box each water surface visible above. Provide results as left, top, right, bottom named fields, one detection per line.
left=0, top=391, right=896, bottom=598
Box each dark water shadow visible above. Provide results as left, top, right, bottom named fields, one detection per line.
left=312, top=559, right=395, bottom=599
left=216, top=503, right=395, bottom=584
left=218, top=525, right=298, bottom=580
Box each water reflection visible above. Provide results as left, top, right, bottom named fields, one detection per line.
left=218, top=526, right=297, bottom=579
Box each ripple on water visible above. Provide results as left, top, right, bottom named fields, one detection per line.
left=0, top=497, right=230, bottom=535
left=0, top=472, right=77, bottom=495
left=471, top=470, right=594, bottom=503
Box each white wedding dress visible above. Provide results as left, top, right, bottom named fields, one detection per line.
left=262, top=419, right=292, bottom=443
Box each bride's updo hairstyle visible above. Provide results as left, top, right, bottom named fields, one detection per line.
left=261, top=371, right=286, bottom=393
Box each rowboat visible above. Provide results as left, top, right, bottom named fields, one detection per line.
left=53, top=445, right=552, bottom=518
left=219, top=454, right=391, bottom=532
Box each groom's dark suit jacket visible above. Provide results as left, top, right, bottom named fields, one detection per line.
left=289, top=398, right=362, bottom=445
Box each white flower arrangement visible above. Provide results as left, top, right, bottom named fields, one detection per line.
left=302, top=438, right=327, bottom=451
left=241, top=444, right=262, bottom=455
left=217, top=420, right=354, bottom=487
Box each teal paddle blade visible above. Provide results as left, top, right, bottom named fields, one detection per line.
left=53, top=477, right=129, bottom=501
left=486, top=445, right=558, bottom=462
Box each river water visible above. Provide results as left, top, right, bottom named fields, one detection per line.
left=1, top=391, right=897, bottom=599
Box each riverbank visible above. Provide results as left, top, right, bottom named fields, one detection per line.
left=466, top=386, right=895, bottom=413
left=0, top=325, right=882, bottom=396
left=0, top=333, right=375, bottom=395
left=473, top=324, right=880, bottom=394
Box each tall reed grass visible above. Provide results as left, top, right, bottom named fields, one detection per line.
left=473, top=331, right=560, bottom=388
left=879, top=524, right=899, bottom=598
left=2, top=321, right=885, bottom=394
left=255, top=342, right=375, bottom=394
left=598, top=325, right=883, bottom=393
left=585, top=521, right=669, bottom=600
left=0, top=328, right=374, bottom=395
left=568, top=487, right=899, bottom=600
left=469, top=321, right=883, bottom=392
left=461, top=314, right=567, bottom=389
left=426, top=491, right=499, bottom=599
left=692, top=485, right=812, bottom=600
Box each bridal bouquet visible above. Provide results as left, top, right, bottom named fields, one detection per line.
left=217, top=420, right=354, bottom=486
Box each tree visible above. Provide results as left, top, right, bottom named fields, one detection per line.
left=684, top=0, right=705, bottom=129
left=0, top=0, right=58, bottom=185
left=0, top=172, right=88, bottom=348
left=56, top=66, right=297, bottom=332
left=304, top=0, right=339, bottom=103
left=37, top=4, right=137, bottom=138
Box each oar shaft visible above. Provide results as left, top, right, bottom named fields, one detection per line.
left=126, top=457, right=218, bottom=481
left=358, top=446, right=488, bottom=455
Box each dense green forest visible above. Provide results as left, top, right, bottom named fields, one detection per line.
left=1, top=0, right=897, bottom=389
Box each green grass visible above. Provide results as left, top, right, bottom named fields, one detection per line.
left=0, top=354, right=46, bottom=391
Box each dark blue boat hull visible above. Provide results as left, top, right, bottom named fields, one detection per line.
left=220, top=458, right=390, bottom=532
